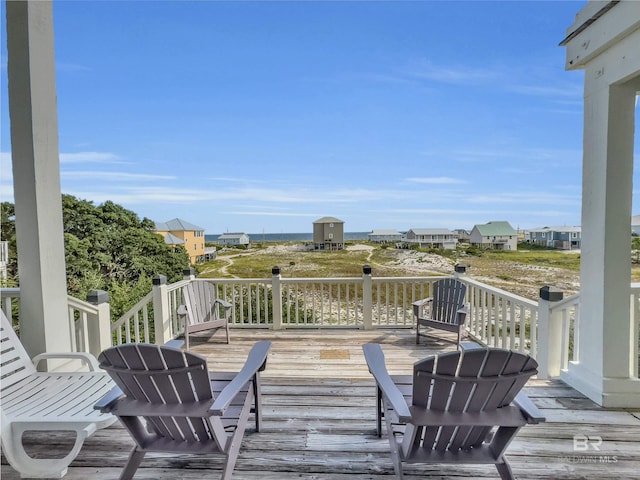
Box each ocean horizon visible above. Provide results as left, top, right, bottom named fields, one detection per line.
left=205, top=232, right=370, bottom=243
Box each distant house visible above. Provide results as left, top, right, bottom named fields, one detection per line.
left=368, top=229, right=402, bottom=243
left=204, top=246, right=217, bottom=261
left=469, top=221, right=517, bottom=251
left=218, top=232, right=250, bottom=247
left=405, top=228, right=457, bottom=250
left=155, top=218, right=206, bottom=265
left=453, top=229, right=471, bottom=243
left=529, top=226, right=581, bottom=250
left=313, top=216, right=344, bottom=251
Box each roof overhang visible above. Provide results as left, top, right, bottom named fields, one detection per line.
left=561, top=0, right=640, bottom=70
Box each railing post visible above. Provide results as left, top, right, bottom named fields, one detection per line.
left=271, top=266, right=282, bottom=330
left=86, top=290, right=112, bottom=357
left=454, top=263, right=468, bottom=279
left=152, top=275, right=172, bottom=345
left=183, top=267, right=196, bottom=280
left=537, top=286, right=564, bottom=379
left=363, top=264, right=373, bottom=330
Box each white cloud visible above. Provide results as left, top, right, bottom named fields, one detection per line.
left=465, top=192, right=580, bottom=206
left=64, top=184, right=416, bottom=206
left=63, top=171, right=176, bottom=181
left=60, top=152, right=124, bottom=164
left=404, top=60, right=497, bottom=85
left=508, top=83, right=582, bottom=99
left=224, top=211, right=321, bottom=217
left=405, top=177, right=466, bottom=185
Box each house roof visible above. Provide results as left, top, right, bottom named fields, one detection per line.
left=313, top=216, right=344, bottom=224
left=155, top=218, right=204, bottom=232
left=369, top=229, right=402, bottom=236
left=163, top=232, right=185, bottom=245
left=530, top=226, right=581, bottom=233
left=473, top=221, right=516, bottom=236
left=218, top=232, right=248, bottom=239
left=408, top=228, right=453, bottom=235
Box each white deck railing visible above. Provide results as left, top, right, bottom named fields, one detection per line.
left=4, top=271, right=638, bottom=381
left=462, top=277, right=539, bottom=355
left=547, top=292, right=581, bottom=372
left=0, top=288, right=111, bottom=358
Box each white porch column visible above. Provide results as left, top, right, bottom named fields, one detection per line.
left=561, top=1, right=640, bottom=407
left=6, top=1, right=71, bottom=356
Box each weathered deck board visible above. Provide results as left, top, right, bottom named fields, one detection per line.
left=3, top=329, right=639, bottom=479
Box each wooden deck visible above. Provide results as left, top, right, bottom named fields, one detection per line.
left=3, top=329, right=640, bottom=479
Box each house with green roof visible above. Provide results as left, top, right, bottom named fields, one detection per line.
left=469, top=221, right=517, bottom=251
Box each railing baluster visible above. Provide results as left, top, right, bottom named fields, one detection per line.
left=560, top=308, right=570, bottom=370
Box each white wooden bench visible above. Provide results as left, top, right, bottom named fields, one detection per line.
left=0, top=310, right=116, bottom=478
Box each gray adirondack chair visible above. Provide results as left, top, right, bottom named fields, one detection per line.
left=363, top=343, right=545, bottom=480
left=413, top=278, right=468, bottom=348
left=178, top=280, right=232, bottom=348
left=95, top=340, right=271, bottom=480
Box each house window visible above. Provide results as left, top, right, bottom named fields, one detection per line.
left=328, top=233, right=333, bottom=239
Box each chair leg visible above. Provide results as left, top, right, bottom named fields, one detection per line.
left=384, top=407, right=405, bottom=480
left=221, top=388, right=255, bottom=480
left=253, top=375, right=262, bottom=432
left=120, top=448, right=146, bottom=480
left=415, top=323, right=420, bottom=344
left=3, top=423, right=93, bottom=479
left=495, top=458, right=515, bottom=480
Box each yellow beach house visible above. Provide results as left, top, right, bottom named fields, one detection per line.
left=155, top=218, right=206, bottom=265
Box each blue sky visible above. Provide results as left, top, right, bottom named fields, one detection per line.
left=1, top=1, right=638, bottom=234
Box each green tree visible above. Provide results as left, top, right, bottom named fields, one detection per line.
left=0, top=202, right=18, bottom=282
left=5, top=195, right=190, bottom=318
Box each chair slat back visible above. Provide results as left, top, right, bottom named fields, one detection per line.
left=431, top=278, right=466, bottom=325
left=410, top=348, right=537, bottom=453
left=183, top=281, right=218, bottom=327
left=0, top=310, right=36, bottom=389
left=99, top=344, right=214, bottom=443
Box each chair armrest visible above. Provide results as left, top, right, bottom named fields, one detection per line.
left=214, top=298, right=233, bottom=310
left=94, top=385, right=125, bottom=412
left=412, top=297, right=433, bottom=317
left=164, top=339, right=185, bottom=349
left=210, top=341, right=271, bottom=415
left=412, top=297, right=432, bottom=308
left=362, top=343, right=411, bottom=422
left=513, top=391, right=545, bottom=424
left=460, top=341, right=484, bottom=351
left=32, top=351, right=101, bottom=371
